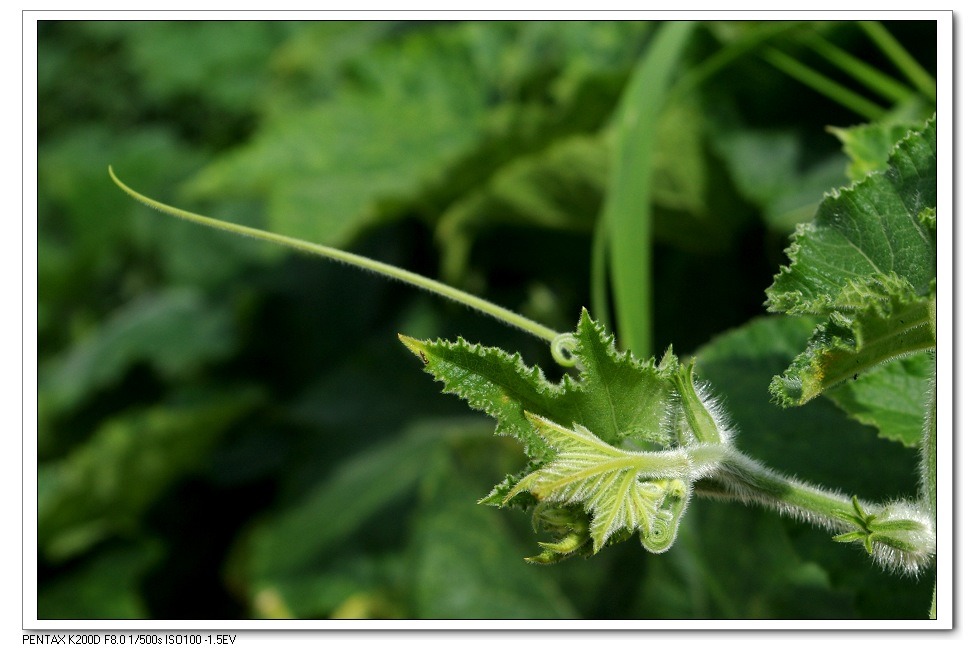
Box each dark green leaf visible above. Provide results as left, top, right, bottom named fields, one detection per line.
left=766, top=117, right=936, bottom=405
left=38, top=389, right=262, bottom=561
left=246, top=420, right=456, bottom=580
left=38, top=541, right=163, bottom=619
left=766, top=116, right=936, bottom=314
left=409, top=454, right=577, bottom=618
left=400, top=309, right=680, bottom=466
left=40, top=288, right=238, bottom=417
left=825, top=352, right=933, bottom=446
left=828, top=121, right=917, bottom=182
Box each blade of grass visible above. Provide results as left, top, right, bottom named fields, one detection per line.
left=589, top=215, right=612, bottom=333
left=859, top=21, right=936, bottom=101
left=763, top=47, right=887, bottom=121
left=601, top=20, right=696, bottom=359
left=671, top=22, right=804, bottom=99
left=805, top=32, right=916, bottom=105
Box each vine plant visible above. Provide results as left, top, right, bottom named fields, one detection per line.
left=110, top=114, right=937, bottom=616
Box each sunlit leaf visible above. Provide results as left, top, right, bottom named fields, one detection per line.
left=507, top=414, right=694, bottom=552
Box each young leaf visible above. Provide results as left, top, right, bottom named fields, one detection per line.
left=401, top=308, right=730, bottom=558
left=505, top=414, right=713, bottom=553
left=399, top=308, right=681, bottom=465
left=766, top=116, right=936, bottom=405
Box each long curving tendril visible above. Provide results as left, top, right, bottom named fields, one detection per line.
left=109, top=166, right=565, bottom=346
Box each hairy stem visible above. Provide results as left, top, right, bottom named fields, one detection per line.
left=109, top=167, right=560, bottom=344
left=695, top=448, right=935, bottom=574
left=700, top=449, right=854, bottom=524
left=921, top=372, right=937, bottom=525
left=922, top=365, right=937, bottom=618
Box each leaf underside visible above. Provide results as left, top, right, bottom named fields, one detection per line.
left=507, top=414, right=691, bottom=553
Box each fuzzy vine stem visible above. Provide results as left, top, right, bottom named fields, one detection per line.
left=695, top=448, right=935, bottom=574
left=922, top=365, right=937, bottom=617
left=699, top=449, right=857, bottom=523
left=922, top=294, right=937, bottom=617
left=109, top=167, right=562, bottom=346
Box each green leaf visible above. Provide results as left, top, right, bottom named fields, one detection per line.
left=183, top=25, right=491, bottom=247
left=436, top=135, right=606, bottom=284
left=39, top=288, right=238, bottom=418
left=828, top=121, right=917, bottom=182
left=240, top=418, right=493, bottom=618
left=38, top=388, right=262, bottom=561
left=766, top=116, right=936, bottom=314
left=769, top=274, right=935, bottom=405
left=399, top=309, right=681, bottom=465
left=825, top=352, right=933, bottom=447
left=402, top=309, right=730, bottom=559
left=87, top=21, right=290, bottom=110
left=766, top=116, right=936, bottom=405
left=186, top=92, right=483, bottom=247
left=603, top=21, right=696, bottom=358
left=409, top=452, right=577, bottom=618
left=246, top=420, right=454, bottom=581
left=506, top=414, right=698, bottom=553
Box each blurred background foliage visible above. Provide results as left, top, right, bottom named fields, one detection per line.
left=37, top=19, right=936, bottom=620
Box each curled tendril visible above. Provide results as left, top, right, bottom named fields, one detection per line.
left=550, top=332, right=579, bottom=368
